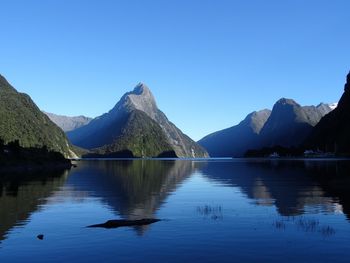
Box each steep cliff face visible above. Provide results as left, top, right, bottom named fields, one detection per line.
left=306, top=72, right=350, bottom=154
left=0, top=74, right=75, bottom=158
left=68, top=83, right=208, bottom=158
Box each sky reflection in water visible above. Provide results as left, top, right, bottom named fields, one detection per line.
left=0, top=159, right=350, bottom=262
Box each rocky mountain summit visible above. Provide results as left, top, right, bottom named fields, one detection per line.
left=259, top=98, right=333, bottom=148
left=68, top=83, right=208, bottom=158
left=199, top=97, right=335, bottom=157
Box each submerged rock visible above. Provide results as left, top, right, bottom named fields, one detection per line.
left=87, top=218, right=161, bottom=229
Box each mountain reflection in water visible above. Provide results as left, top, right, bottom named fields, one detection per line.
left=1, top=159, right=350, bottom=261
left=0, top=169, right=69, bottom=242
left=63, top=160, right=198, bottom=234
left=200, top=159, right=350, bottom=218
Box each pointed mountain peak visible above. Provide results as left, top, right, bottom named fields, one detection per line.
left=132, top=82, right=151, bottom=95
left=68, top=82, right=208, bottom=158
left=247, top=109, right=271, bottom=134
left=115, top=83, right=159, bottom=120
left=316, top=102, right=337, bottom=111
left=316, top=102, right=327, bottom=107
left=275, top=98, right=299, bottom=106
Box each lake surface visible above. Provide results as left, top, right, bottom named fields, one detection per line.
left=1, top=159, right=350, bottom=262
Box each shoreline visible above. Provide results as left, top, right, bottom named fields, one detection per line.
left=71, top=157, right=350, bottom=161
left=0, top=160, right=72, bottom=173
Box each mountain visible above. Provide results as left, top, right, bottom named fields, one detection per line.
left=199, top=99, right=335, bottom=157
left=44, top=112, right=92, bottom=132
left=0, top=74, right=75, bottom=158
left=67, top=83, right=208, bottom=158
left=328, top=102, right=338, bottom=110
left=306, top=72, right=350, bottom=154
left=259, top=99, right=333, bottom=148
left=198, top=109, right=271, bottom=157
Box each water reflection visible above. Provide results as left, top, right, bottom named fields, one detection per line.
left=0, top=169, right=69, bottom=242
left=64, top=160, right=199, bottom=234
left=1, top=159, right=350, bottom=243
left=200, top=160, right=350, bottom=218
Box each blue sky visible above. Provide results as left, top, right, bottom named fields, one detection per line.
left=1, top=0, right=349, bottom=140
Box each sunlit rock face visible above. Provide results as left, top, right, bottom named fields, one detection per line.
left=67, top=83, right=208, bottom=158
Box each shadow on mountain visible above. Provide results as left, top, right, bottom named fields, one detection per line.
left=0, top=169, right=69, bottom=243
left=66, top=160, right=199, bottom=235
left=200, top=160, right=350, bottom=218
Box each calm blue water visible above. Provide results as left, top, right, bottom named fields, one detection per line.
left=1, top=159, right=350, bottom=262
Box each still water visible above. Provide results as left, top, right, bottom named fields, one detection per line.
left=0, top=159, right=350, bottom=262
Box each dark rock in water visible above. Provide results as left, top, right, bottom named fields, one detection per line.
left=37, top=234, right=44, bottom=240
left=87, top=219, right=161, bottom=229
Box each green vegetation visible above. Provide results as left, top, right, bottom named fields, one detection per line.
left=0, top=75, right=73, bottom=158
left=67, top=83, right=208, bottom=158
left=93, top=110, right=176, bottom=157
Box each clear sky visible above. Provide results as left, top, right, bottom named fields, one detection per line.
left=0, top=0, right=349, bottom=140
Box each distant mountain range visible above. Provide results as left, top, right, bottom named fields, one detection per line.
left=258, top=100, right=333, bottom=148
left=0, top=75, right=75, bottom=158
left=67, top=83, right=208, bottom=158
left=1, top=70, right=349, bottom=160
left=44, top=112, right=92, bottom=132
left=198, top=109, right=271, bottom=157
left=199, top=99, right=335, bottom=157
